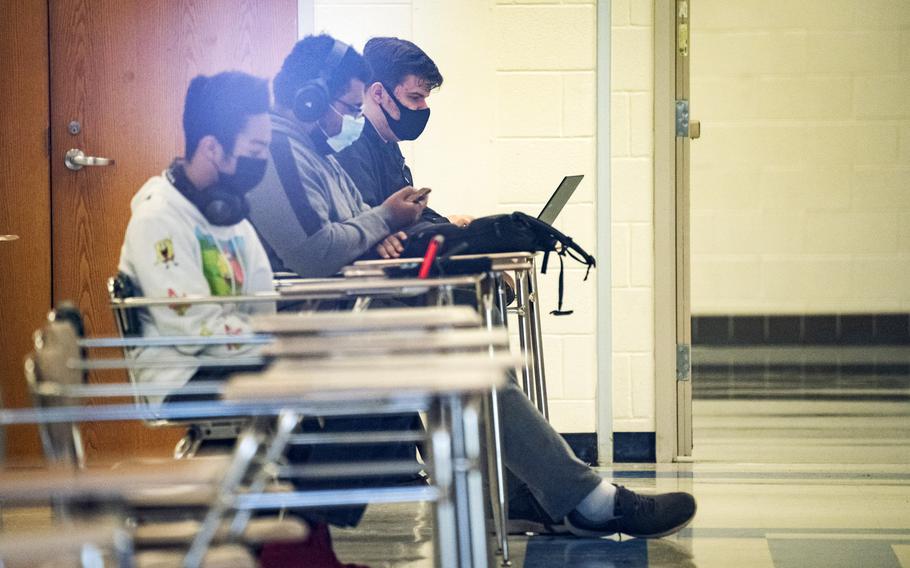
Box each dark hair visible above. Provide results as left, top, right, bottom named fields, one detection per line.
left=273, top=34, right=371, bottom=110
left=183, top=71, right=270, bottom=159
left=363, top=37, right=443, bottom=91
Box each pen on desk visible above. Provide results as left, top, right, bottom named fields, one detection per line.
left=418, top=235, right=445, bottom=279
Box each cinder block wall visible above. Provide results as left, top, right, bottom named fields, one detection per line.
left=691, top=0, right=910, bottom=315
left=313, top=0, right=656, bottom=435
left=611, top=0, right=656, bottom=433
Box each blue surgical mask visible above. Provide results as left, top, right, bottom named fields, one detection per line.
left=324, top=106, right=365, bottom=152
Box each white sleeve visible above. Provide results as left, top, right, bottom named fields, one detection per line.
left=241, top=225, right=276, bottom=317
left=122, top=212, right=259, bottom=357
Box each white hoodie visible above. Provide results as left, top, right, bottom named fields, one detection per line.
left=118, top=172, right=275, bottom=403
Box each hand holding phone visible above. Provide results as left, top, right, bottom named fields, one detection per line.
left=410, top=187, right=432, bottom=203
left=382, top=186, right=427, bottom=228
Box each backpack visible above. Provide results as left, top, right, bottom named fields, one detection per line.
left=402, top=212, right=596, bottom=315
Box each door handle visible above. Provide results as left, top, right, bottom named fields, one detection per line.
left=64, top=148, right=115, bottom=171
left=0, top=235, right=19, bottom=242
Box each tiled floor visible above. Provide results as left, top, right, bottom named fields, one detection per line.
left=333, top=354, right=910, bottom=567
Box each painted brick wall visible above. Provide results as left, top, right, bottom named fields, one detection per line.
left=691, top=0, right=910, bottom=315
left=312, top=0, right=656, bottom=434
left=489, top=0, right=599, bottom=433
left=610, top=0, right=655, bottom=433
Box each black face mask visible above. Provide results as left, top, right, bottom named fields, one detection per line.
left=168, top=156, right=266, bottom=226
left=380, top=84, right=431, bottom=141
left=216, top=155, right=268, bottom=196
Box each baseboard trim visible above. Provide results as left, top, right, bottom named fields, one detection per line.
left=693, top=314, right=910, bottom=346
left=612, top=432, right=656, bottom=463
left=561, top=433, right=598, bottom=465
left=560, top=432, right=659, bottom=463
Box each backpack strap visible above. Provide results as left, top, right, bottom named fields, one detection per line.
left=549, top=252, right=574, bottom=317
left=270, top=131, right=325, bottom=236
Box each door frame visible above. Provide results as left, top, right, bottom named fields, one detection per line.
left=654, top=0, right=693, bottom=463
left=595, top=0, right=614, bottom=465
left=297, top=0, right=314, bottom=37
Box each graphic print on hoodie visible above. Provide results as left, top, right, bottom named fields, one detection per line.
left=195, top=227, right=247, bottom=297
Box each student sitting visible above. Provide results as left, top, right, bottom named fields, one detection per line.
left=119, top=70, right=390, bottom=568
left=247, top=35, right=697, bottom=542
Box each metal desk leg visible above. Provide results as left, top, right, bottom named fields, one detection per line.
left=480, top=275, right=511, bottom=565
left=447, top=394, right=489, bottom=568
left=483, top=389, right=510, bottom=565
left=113, top=527, right=135, bottom=568
left=228, top=413, right=301, bottom=537
left=514, top=270, right=536, bottom=404
left=495, top=274, right=509, bottom=324
left=527, top=261, right=550, bottom=421
left=463, top=396, right=492, bottom=567
left=184, top=431, right=262, bottom=568
left=429, top=400, right=458, bottom=568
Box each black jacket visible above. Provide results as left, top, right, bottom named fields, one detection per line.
left=336, top=119, right=449, bottom=225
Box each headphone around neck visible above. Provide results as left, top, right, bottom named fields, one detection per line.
left=293, top=39, right=351, bottom=123
left=167, top=162, right=248, bottom=226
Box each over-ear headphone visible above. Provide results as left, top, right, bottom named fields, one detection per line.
left=166, top=161, right=249, bottom=226
left=293, top=39, right=351, bottom=122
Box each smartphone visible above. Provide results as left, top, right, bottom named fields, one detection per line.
left=411, top=187, right=432, bottom=202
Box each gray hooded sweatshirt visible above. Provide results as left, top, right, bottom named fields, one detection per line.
left=246, top=113, right=395, bottom=277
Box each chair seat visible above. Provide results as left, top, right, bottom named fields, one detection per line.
left=265, top=327, right=509, bottom=357
left=128, top=480, right=296, bottom=509
left=134, top=544, right=256, bottom=568
left=126, top=484, right=216, bottom=508
left=225, top=352, right=516, bottom=401
left=0, top=522, right=121, bottom=566
left=135, top=516, right=309, bottom=546
left=0, top=458, right=227, bottom=502
left=253, top=306, right=481, bottom=334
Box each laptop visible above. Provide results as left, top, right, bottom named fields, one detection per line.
left=536, top=175, right=584, bottom=225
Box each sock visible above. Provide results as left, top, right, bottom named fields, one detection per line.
left=574, top=481, right=618, bottom=522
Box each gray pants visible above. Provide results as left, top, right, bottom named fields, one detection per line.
left=498, top=377, right=603, bottom=520
left=366, top=291, right=602, bottom=521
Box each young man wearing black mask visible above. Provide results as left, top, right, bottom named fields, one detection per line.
left=118, top=71, right=275, bottom=398
left=120, top=70, right=400, bottom=567
left=335, top=37, right=473, bottom=259
left=247, top=34, right=427, bottom=276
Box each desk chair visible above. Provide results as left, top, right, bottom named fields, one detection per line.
left=16, top=310, right=307, bottom=567
left=106, top=271, right=516, bottom=565
left=107, top=274, right=253, bottom=458
left=16, top=306, right=517, bottom=567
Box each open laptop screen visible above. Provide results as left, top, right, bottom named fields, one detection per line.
left=537, top=175, right=584, bottom=225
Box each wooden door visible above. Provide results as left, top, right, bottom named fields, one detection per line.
left=0, top=0, right=52, bottom=463
left=49, top=0, right=297, bottom=459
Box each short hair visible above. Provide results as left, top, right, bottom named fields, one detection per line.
left=273, top=34, right=372, bottom=110
left=363, top=37, right=443, bottom=92
left=182, top=71, right=270, bottom=159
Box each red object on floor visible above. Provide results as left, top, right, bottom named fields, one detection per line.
left=259, top=522, right=370, bottom=568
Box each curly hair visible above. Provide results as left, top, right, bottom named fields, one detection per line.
left=273, top=34, right=371, bottom=110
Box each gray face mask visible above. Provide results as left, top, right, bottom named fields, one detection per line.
left=323, top=105, right=365, bottom=152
